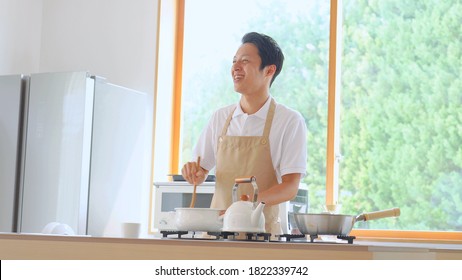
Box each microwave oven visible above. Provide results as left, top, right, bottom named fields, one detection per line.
left=151, top=181, right=308, bottom=235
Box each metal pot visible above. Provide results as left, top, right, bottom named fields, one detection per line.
left=294, top=208, right=400, bottom=236
left=174, top=208, right=224, bottom=232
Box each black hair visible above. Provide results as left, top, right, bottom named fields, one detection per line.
left=241, top=32, right=284, bottom=86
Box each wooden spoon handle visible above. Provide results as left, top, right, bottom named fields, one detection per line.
left=189, top=156, right=201, bottom=208
left=189, top=185, right=197, bottom=208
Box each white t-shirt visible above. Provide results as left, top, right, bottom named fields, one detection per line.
left=193, top=96, right=307, bottom=183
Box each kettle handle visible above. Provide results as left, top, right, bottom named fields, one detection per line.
left=232, top=176, right=258, bottom=203
left=235, top=176, right=256, bottom=183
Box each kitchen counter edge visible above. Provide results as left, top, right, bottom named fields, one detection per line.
left=0, top=233, right=461, bottom=260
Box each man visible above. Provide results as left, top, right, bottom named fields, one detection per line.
left=181, top=32, right=307, bottom=236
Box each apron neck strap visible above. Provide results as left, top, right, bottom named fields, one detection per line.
left=262, top=98, right=276, bottom=137
left=221, top=108, right=235, bottom=136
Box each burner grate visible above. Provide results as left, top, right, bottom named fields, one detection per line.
left=308, top=234, right=356, bottom=244
left=276, top=233, right=306, bottom=242
left=277, top=233, right=356, bottom=244
left=245, top=232, right=271, bottom=242
left=160, top=230, right=189, bottom=238
left=336, top=235, right=356, bottom=244
left=207, top=231, right=237, bottom=240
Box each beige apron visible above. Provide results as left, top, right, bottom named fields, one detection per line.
left=210, top=98, right=282, bottom=236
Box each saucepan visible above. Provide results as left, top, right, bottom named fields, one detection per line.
left=294, top=207, right=400, bottom=236
left=174, top=208, right=224, bottom=232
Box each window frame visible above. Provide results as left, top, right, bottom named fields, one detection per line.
left=159, top=0, right=462, bottom=241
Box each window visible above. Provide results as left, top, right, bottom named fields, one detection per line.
left=156, top=0, right=462, bottom=239
left=339, top=0, right=462, bottom=232
left=180, top=0, right=330, bottom=210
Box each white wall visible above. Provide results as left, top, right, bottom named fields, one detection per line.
left=0, top=0, right=43, bottom=74
left=39, top=0, right=158, bottom=95
left=0, top=0, right=158, bottom=95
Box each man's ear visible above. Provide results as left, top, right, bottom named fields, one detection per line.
left=266, top=64, right=277, bottom=77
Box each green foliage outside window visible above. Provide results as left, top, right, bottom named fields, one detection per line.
left=340, top=0, right=462, bottom=230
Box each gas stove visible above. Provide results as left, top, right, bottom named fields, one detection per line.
left=160, top=230, right=356, bottom=244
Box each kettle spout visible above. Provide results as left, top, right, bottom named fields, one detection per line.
left=251, top=202, right=266, bottom=226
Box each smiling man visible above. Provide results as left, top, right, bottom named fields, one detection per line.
left=181, top=32, right=307, bottom=236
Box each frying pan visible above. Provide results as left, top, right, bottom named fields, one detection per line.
left=294, top=207, right=400, bottom=236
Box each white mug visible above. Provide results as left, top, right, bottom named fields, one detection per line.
left=122, top=222, right=141, bottom=238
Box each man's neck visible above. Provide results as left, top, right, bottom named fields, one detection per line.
left=239, top=93, right=270, bottom=115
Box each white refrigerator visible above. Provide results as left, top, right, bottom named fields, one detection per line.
left=0, top=75, right=28, bottom=233
left=0, top=71, right=153, bottom=236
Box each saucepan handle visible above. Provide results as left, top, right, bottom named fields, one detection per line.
left=362, top=207, right=401, bottom=221
left=232, top=176, right=258, bottom=203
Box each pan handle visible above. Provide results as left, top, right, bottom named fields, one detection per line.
left=358, top=207, right=400, bottom=222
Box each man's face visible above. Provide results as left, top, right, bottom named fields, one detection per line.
left=231, top=43, right=270, bottom=95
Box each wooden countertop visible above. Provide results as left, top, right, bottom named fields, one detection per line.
left=1, top=233, right=461, bottom=260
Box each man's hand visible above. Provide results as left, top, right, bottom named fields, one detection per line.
left=181, top=161, right=207, bottom=185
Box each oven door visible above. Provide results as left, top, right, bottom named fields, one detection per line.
left=152, top=182, right=215, bottom=233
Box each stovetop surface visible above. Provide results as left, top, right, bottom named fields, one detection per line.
left=159, top=230, right=356, bottom=244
